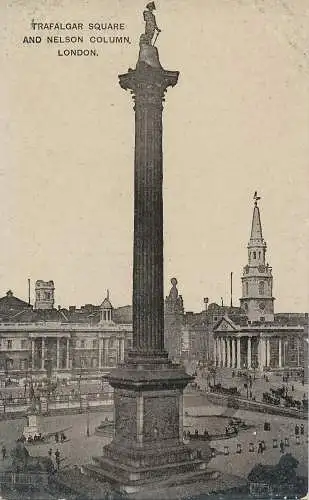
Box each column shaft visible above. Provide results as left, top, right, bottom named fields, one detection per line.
left=119, top=68, right=178, bottom=358
left=99, top=338, right=102, bottom=369
left=66, top=339, right=70, bottom=369
left=278, top=338, right=282, bottom=368
left=221, top=338, right=226, bottom=367
left=213, top=339, right=217, bottom=366
left=133, top=92, right=164, bottom=353
left=231, top=339, right=236, bottom=368
left=247, top=337, right=252, bottom=369
left=31, top=340, right=35, bottom=370
left=266, top=339, right=270, bottom=367
left=226, top=338, right=231, bottom=368
left=56, top=338, right=60, bottom=370
left=41, top=338, right=45, bottom=370
left=217, top=338, right=221, bottom=367
left=237, top=338, right=241, bottom=369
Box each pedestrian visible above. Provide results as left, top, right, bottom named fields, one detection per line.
left=257, top=441, right=263, bottom=454
left=55, top=449, right=60, bottom=470
left=1, top=445, right=6, bottom=460
left=55, top=432, right=59, bottom=443
left=295, top=424, right=299, bottom=436
left=280, top=440, right=285, bottom=453
left=48, top=448, right=52, bottom=458
left=291, top=385, right=294, bottom=392
left=300, top=424, right=304, bottom=435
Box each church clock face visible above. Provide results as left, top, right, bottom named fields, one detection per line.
left=258, top=265, right=265, bottom=273
left=259, top=301, right=265, bottom=310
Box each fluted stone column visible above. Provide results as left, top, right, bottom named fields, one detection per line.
left=221, top=338, right=226, bottom=367
left=41, top=338, right=45, bottom=370
left=226, top=338, right=231, bottom=368
left=56, top=338, right=60, bottom=370
left=237, top=338, right=241, bottom=369
left=31, top=340, right=35, bottom=370
left=231, top=338, right=236, bottom=368
left=278, top=338, right=282, bottom=368
left=119, top=65, right=178, bottom=361
left=266, top=339, right=270, bottom=367
left=217, top=338, right=221, bottom=367
left=66, top=338, right=70, bottom=369
left=98, top=338, right=103, bottom=369
left=247, top=337, right=252, bottom=369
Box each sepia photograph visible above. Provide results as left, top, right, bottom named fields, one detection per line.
left=0, top=1, right=308, bottom=498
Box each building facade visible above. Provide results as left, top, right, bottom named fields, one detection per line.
left=0, top=289, right=132, bottom=381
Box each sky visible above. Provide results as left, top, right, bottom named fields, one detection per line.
left=0, top=0, right=308, bottom=313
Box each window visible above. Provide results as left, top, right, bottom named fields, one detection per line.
left=259, top=281, right=265, bottom=295
left=7, top=340, right=12, bottom=350
left=253, top=251, right=256, bottom=259
left=245, top=282, right=249, bottom=296
left=21, top=340, right=27, bottom=349
left=80, top=340, right=85, bottom=349
left=92, top=339, right=98, bottom=349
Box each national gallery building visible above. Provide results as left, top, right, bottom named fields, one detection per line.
left=0, top=282, right=132, bottom=381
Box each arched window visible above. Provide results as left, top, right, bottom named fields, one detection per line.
left=245, top=282, right=249, bottom=296
left=259, top=281, right=265, bottom=295
left=253, top=251, right=256, bottom=259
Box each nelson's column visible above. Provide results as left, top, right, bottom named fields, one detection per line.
left=85, top=4, right=212, bottom=496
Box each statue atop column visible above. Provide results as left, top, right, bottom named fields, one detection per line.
left=140, top=2, right=161, bottom=46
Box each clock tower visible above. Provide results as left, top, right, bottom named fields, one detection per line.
left=240, top=193, right=275, bottom=322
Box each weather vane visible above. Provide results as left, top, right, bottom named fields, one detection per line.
left=253, top=191, right=261, bottom=205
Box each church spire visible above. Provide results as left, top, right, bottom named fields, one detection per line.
left=250, top=192, right=263, bottom=243
left=240, top=192, right=275, bottom=322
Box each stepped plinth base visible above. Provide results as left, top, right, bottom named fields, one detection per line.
left=82, top=359, right=218, bottom=496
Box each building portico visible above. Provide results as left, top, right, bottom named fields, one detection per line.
left=213, top=316, right=305, bottom=371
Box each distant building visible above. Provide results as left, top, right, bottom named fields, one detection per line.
left=0, top=288, right=132, bottom=380
left=164, top=195, right=307, bottom=372
left=34, top=280, right=55, bottom=310
left=213, top=196, right=307, bottom=371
